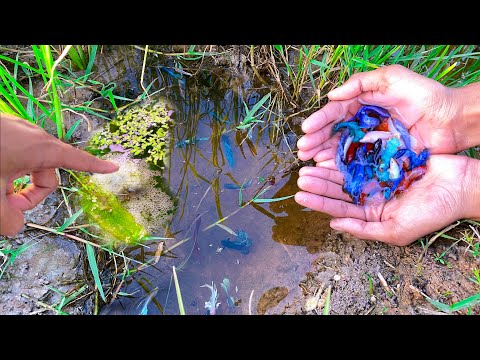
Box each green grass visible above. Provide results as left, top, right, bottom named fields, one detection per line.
left=172, top=266, right=185, bottom=315
left=0, top=239, right=38, bottom=279
left=423, top=290, right=480, bottom=314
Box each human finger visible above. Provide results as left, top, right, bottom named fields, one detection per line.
left=329, top=217, right=408, bottom=245
left=316, top=159, right=337, bottom=170
left=297, top=176, right=352, bottom=202
left=7, top=169, right=58, bottom=211
left=297, top=135, right=339, bottom=161
left=327, top=68, right=387, bottom=101
left=0, top=197, right=25, bottom=236
left=298, top=166, right=344, bottom=185
left=301, top=101, right=349, bottom=134
left=295, top=191, right=366, bottom=219
left=29, top=140, right=119, bottom=174
left=313, top=146, right=337, bottom=163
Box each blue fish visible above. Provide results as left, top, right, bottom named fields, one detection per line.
left=358, top=113, right=380, bottom=129
left=159, top=66, right=183, bottom=80
left=175, top=137, right=209, bottom=148
left=334, top=105, right=429, bottom=205
left=333, top=121, right=365, bottom=142
left=411, top=149, right=430, bottom=168
left=360, top=105, right=391, bottom=118
left=221, top=134, right=235, bottom=168
left=221, top=230, right=252, bottom=254
left=223, top=179, right=253, bottom=190
left=381, top=137, right=401, bottom=164
left=394, top=148, right=430, bottom=170
left=336, top=128, right=350, bottom=173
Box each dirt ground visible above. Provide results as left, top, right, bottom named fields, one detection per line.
left=1, top=45, right=479, bottom=315
left=280, top=230, right=480, bottom=315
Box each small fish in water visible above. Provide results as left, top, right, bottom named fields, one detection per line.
left=221, top=230, right=252, bottom=254
left=201, top=281, right=220, bottom=315
left=221, top=134, right=235, bottom=168
left=175, top=137, right=209, bottom=148
left=158, top=66, right=183, bottom=80
left=223, top=179, right=253, bottom=190
left=220, top=278, right=236, bottom=310
left=100, top=287, right=159, bottom=315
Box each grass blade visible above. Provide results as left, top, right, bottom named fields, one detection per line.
left=323, top=286, right=331, bottom=315
left=84, top=45, right=98, bottom=80
left=172, top=266, right=185, bottom=315
left=85, top=243, right=106, bottom=302
left=56, top=209, right=84, bottom=232
left=65, top=119, right=82, bottom=141
left=450, top=292, right=480, bottom=312
left=252, top=194, right=294, bottom=203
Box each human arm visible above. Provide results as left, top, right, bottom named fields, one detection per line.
left=0, top=113, right=119, bottom=236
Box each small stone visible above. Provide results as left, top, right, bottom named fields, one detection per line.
left=370, top=295, right=376, bottom=303
left=304, top=296, right=319, bottom=312
left=333, top=274, right=341, bottom=281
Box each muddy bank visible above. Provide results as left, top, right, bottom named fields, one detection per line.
left=0, top=192, right=94, bottom=314
left=281, top=231, right=480, bottom=315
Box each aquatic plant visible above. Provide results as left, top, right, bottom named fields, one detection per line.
left=89, top=100, right=173, bottom=166
left=89, top=153, right=175, bottom=236
left=74, top=172, right=149, bottom=246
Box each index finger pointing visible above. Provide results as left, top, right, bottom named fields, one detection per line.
left=55, top=142, right=119, bottom=173
left=32, top=139, right=119, bottom=173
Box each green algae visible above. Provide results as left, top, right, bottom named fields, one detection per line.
left=76, top=173, right=149, bottom=245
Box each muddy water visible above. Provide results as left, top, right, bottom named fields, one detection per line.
left=97, top=46, right=332, bottom=315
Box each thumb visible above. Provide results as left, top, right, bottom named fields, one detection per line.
left=327, top=70, right=386, bottom=101
left=330, top=217, right=394, bottom=243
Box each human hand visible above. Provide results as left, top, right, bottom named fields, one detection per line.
left=297, top=64, right=472, bottom=161
left=0, top=113, right=119, bottom=236
left=294, top=154, right=480, bottom=246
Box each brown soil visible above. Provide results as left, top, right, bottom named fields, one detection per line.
left=280, top=230, right=480, bottom=315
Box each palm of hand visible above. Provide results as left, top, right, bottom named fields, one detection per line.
left=296, top=152, right=469, bottom=245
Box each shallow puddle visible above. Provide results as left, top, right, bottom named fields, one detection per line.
left=96, top=47, right=332, bottom=315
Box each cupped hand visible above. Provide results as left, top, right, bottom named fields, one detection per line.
left=294, top=154, right=478, bottom=246
left=0, top=113, right=119, bottom=237
left=297, top=64, right=463, bottom=161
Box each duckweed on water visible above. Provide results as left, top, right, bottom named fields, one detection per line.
left=90, top=100, right=173, bottom=166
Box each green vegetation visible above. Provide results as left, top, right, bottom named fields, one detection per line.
left=73, top=172, right=149, bottom=246
left=1, top=45, right=480, bottom=315
left=89, top=100, right=173, bottom=166
left=0, top=239, right=38, bottom=279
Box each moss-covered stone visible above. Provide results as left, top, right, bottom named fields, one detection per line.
left=76, top=99, right=176, bottom=246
